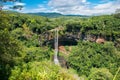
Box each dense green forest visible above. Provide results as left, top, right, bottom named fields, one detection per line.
left=0, top=10, right=120, bottom=80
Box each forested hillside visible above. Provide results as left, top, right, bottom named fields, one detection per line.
left=0, top=10, right=120, bottom=80
left=27, top=12, right=88, bottom=18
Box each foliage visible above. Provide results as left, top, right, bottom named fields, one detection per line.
left=0, top=0, right=23, bottom=10
left=65, top=21, right=81, bottom=32
left=1, top=10, right=120, bottom=80
left=65, top=15, right=120, bottom=40
left=9, top=61, right=77, bottom=80
left=23, top=47, right=52, bottom=62
left=113, top=67, right=120, bottom=80
left=68, top=41, right=120, bottom=78
left=0, top=29, right=22, bottom=64
left=3, top=11, right=120, bottom=42
left=88, top=68, right=113, bottom=80
left=0, top=11, right=10, bottom=29
left=0, top=11, right=22, bottom=80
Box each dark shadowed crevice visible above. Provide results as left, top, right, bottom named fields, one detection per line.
left=43, top=35, right=78, bottom=48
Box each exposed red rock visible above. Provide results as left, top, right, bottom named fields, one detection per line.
left=96, top=38, right=105, bottom=44
left=59, top=46, right=66, bottom=54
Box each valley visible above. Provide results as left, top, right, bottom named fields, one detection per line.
left=0, top=10, right=120, bottom=80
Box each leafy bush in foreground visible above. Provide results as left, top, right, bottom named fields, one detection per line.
left=88, top=68, right=113, bottom=80
left=9, top=61, right=77, bottom=80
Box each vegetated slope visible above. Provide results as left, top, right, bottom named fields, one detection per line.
left=0, top=11, right=81, bottom=80
left=68, top=41, right=120, bottom=79
left=27, top=12, right=89, bottom=18
left=0, top=10, right=120, bottom=80
left=28, top=12, right=63, bottom=18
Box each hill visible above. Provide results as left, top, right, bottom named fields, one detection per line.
left=27, top=12, right=89, bottom=18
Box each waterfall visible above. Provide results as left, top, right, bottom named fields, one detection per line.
left=54, top=29, right=60, bottom=65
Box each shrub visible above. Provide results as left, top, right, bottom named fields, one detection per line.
left=24, top=47, right=51, bottom=62
left=68, top=41, right=119, bottom=77
left=88, top=68, right=113, bottom=80
left=9, top=61, right=78, bottom=80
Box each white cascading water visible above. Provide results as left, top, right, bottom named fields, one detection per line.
left=54, top=29, right=60, bottom=65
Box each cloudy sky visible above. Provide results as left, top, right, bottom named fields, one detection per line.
left=3, top=0, right=120, bottom=15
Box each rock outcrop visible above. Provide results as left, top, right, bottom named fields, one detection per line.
left=96, top=37, right=105, bottom=44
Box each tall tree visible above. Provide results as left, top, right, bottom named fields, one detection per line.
left=0, top=0, right=22, bottom=10
left=0, top=10, right=22, bottom=80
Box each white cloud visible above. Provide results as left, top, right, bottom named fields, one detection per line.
left=94, top=2, right=113, bottom=10
left=48, top=0, right=85, bottom=8
left=47, top=0, right=120, bottom=15
left=19, top=5, right=52, bottom=13
left=92, top=0, right=120, bottom=15
left=4, top=0, right=120, bottom=15
left=3, top=5, right=12, bottom=10
left=14, top=2, right=26, bottom=6
left=3, top=2, right=26, bottom=11
left=81, top=0, right=86, bottom=3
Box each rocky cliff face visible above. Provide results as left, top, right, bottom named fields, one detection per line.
left=39, top=31, right=118, bottom=47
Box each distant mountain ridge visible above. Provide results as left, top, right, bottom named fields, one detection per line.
left=27, top=12, right=88, bottom=18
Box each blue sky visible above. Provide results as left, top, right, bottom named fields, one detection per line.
left=2, top=0, right=120, bottom=15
